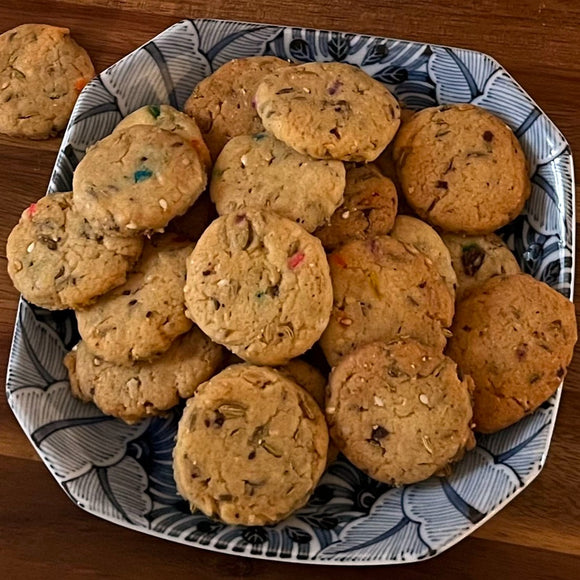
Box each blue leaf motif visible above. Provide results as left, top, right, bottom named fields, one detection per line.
left=374, top=66, right=409, bottom=86
left=241, top=527, right=269, bottom=545
left=361, top=39, right=390, bottom=66
left=327, top=32, right=351, bottom=61
left=285, top=526, right=312, bottom=544
left=289, top=38, right=315, bottom=62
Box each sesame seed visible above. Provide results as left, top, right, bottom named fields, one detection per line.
left=339, top=317, right=353, bottom=326
left=26, top=242, right=35, bottom=253
left=374, top=395, right=384, bottom=407
left=422, top=435, right=433, bottom=454
left=158, top=198, right=168, bottom=211
left=126, top=222, right=138, bottom=230
left=93, top=358, right=101, bottom=366
left=326, top=407, right=336, bottom=414
left=443, top=328, right=453, bottom=337
left=71, top=344, right=78, bottom=352
left=240, top=155, right=248, bottom=168
left=303, top=87, right=311, bottom=93
left=341, top=211, right=350, bottom=219
left=419, top=393, right=430, bottom=406
left=217, top=279, right=228, bottom=287
left=182, top=158, right=191, bottom=166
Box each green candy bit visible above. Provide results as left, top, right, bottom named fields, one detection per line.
left=134, top=168, right=153, bottom=183
left=148, top=104, right=161, bottom=118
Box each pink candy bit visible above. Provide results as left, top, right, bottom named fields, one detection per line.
left=251, top=96, right=257, bottom=109
left=25, top=203, right=37, bottom=218
left=327, top=79, right=343, bottom=96
left=288, top=251, right=305, bottom=269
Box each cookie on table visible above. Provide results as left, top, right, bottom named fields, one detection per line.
left=76, top=234, right=194, bottom=364
left=447, top=273, right=577, bottom=433
left=184, top=210, right=333, bottom=366
left=0, top=24, right=94, bottom=139
left=65, top=328, right=224, bottom=424
left=72, top=125, right=207, bottom=236
left=6, top=192, right=143, bottom=310
left=392, top=103, right=530, bottom=234
left=314, top=163, right=397, bottom=251
left=391, top=215, right=457, bottom=300
left=319, top=235, right=454, bottom=367
left=173, top=364, right=328, bottom=525
left=210, top=132, right=345, bottom=232
left=114, top=104, right=212, bottom=171
left=165, top=190, right=218, bottom=242
left=441, top=232, right=520, bottom=301
left=184, top=56, right=291, bottom=160
left=255, top=62, right=400, bottom=162
left=326, top=340, right=475, bottom=485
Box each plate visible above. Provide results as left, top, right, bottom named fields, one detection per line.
left=6, top=19, right=575, bottom=564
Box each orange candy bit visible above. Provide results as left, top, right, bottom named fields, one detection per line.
left=74, top=78, right=88, bottom=92
left=330, top=253, right=347, bottom=268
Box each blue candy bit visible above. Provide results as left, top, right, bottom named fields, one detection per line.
left=134, top=168, right=153, bottom=183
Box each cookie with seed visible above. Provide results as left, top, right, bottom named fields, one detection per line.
left=326, top=340, right=475, bottom=485
left=184, top=56, right=291, bottom=160
left=173, top=364, right=328, bottom=525
left=314, top=163, right=397, bottom=251
left=447, top=273, right=577, bottom=433
left=441, top=232, right=520, bottom=300
left=319, top=235, right=454, bottom=367
left=391, top=215, right=457, bottom=300
left=65, top=327, right=224, bottom=424
left=6, top=192, right=143, bottom=310
left=392, top=103, right=530, bottom=233
left=72, top=125, right=207, bottom=236
left=184, top=210, right=333, bottom=365
left=0, top=24, right=94, bottom=139
left=114, top=104, right=211, bottom=171
left=210, top=132, right=345, bottom=232
left=75, top=234, right=194, bottom=364
left=255, top=62, right=400, bottom=162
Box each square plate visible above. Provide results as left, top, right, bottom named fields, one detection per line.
left=6, top=19, right=575, bottom=564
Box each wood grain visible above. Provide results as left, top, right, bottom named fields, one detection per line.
left=0, top=0, right=579, bottom=577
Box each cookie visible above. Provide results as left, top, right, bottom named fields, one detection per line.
left=0, top=24, right=94, bottom=139
left=319, top=236, right=454, bottom=367
left=441, top=232, right=520, bottom=300
left=392, top=103, right=530, bottom=234
left=184, top=56, right=291, bottom=160
left=6, top=192, right=143, bottom=310
left=173, top=364, right=328, bottom=525
left=65, top=328, right=224, bottom=424
left=255, top=62, right=400, bottom=162
left=314, top=163, right=397, bottom=251
left=210, top=132, right=345, bottom=232
left=166, top=190, right=218, bottom=241
left=447, top=273, right=577, bottom=433
left=114, top=104, right=212, bottom=171
left=184, top=210, right=333, bottom=365
left=390, top=215, right=457, bottom=300
left=326, top=340, right=475, bottom=485
left=75, top=234, right=194, bottom=364
left=72, top=125, right=207, bottom=236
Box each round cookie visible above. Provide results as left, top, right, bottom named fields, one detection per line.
left=441, top=232, right=520, bottom=301
left=6, top=192, right=143, bottom=310
left=210, top=133, right=345, bottom=232
left=392, top=103, right=530, bottom=234
left=76, top=234, right=194, bottom=364
left=391, top=215, right=457, bottom=300
left=114, top=104, right=212, bottom=171
left=72, top=125, right=207, bottom=236
left=314, top=163, right=397, bottom=251
left=320, top=236, right=454, bottom=367
left=255, top=62, right=400, bottom=162
left=173, top=364, right=328, bottom=525
left=447, top=273, right=577, bottom=433
left=65, top=328, right=224, bottom=424
left=184, top=210, right=333, bottom=365
left=326, top=340, right=475, bottom=485
left=0, top=24, right=94, bottom=139
left=184, top=56, right=291, bottom=160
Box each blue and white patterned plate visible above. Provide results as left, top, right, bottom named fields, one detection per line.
left=6, top=19, right=575, bottom=564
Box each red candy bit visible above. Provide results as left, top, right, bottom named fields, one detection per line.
left=25, top=203, right=37, bottom=218
left=330, top=253, right=347, bottom=268
left=288, top=251, right=305, bottom=270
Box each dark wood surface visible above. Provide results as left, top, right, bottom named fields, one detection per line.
left=0, top=1, right=578, bottom=577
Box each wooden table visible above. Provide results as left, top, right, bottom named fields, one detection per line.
left=1, top=1, right=578, bottom=577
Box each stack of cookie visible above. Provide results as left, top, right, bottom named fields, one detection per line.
left=6, top=55, right=576, bottom=527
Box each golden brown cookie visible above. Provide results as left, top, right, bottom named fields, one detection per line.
left=0, top=24, right=94, bottom=139
left=65, top=328, right=224, bottom=424
left=255, top=62, right=400, bottom=162
left=447, top=273, right=577, bottom=433
left=320, top=236, right=454, bottom=367
left=184, top=56, right=291, bottom=160
left=392, top=104, right=530, bottom=234
left=326, top=340, right=475, bottom=485
left=184, top=211, right=333, bottom=366
left=314, top=163, right=397, bottom=251
left=173, top=364, right=328, bottom=525
left=441, top=232, right=520, bottom=300
left=6, top=192, right=143, bottom=310
left=75, top=234, right=194, bottom=364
